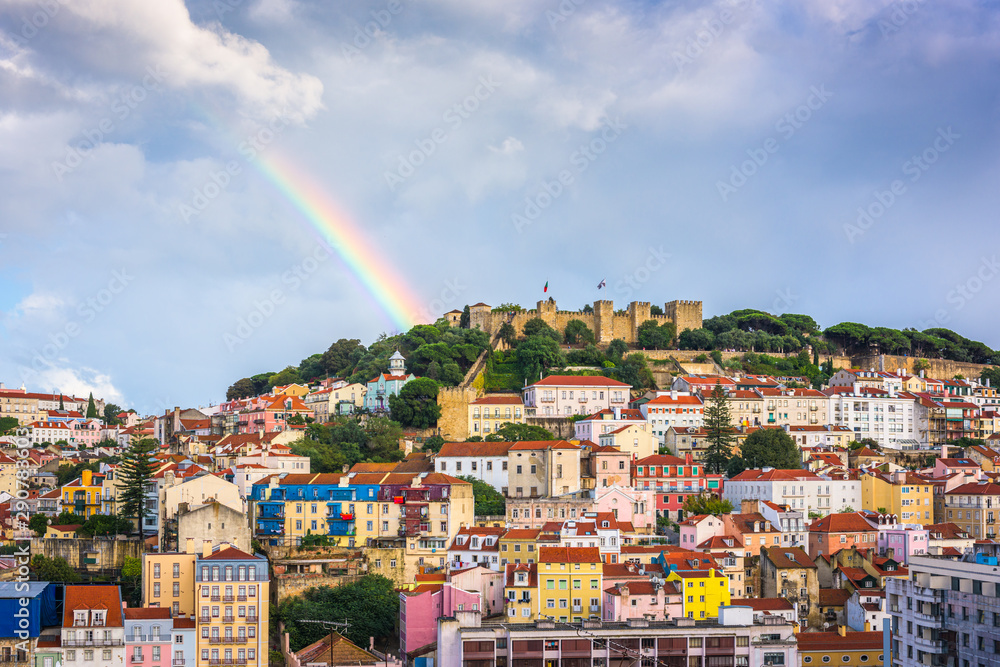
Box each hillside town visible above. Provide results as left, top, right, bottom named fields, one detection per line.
left=3, top=301, right=1000, bottom=667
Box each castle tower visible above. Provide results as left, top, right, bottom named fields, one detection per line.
left=536, top=298, right=558, bottom=330
left=389, top=350, right=407, bottom=376
left=664, top=300, right=703, bottom=334
left=593, top=300, right=614, bottom=343
left=468, top=303, right=493, bottom=333
left=628, top=301, right=651, bottom=341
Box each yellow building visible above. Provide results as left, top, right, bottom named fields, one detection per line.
left=61, top=468, right=105, bottom=518
left=142, top=551, right=198, bottom=616
left=499, top=528, right=542, bottom=567
left=44, top=524, right=81, bottom=539
left=667, top=567, right=731, bottom=620
left=535, top=546, right=603, bottom=624
left=504, top=563, right=539, bottom=621
left=0, top=453, right=17, bottom=497
left=195, top=545, right=269, bottom=667
left=0, top=391, right=42, bottom=426
left=860, top=471, right=934, bottom=524
left=271, top=383, right=310, bottom=398
left=796, top=628, right=884, bottom=666
left=468, top=395, right=524, bottom=438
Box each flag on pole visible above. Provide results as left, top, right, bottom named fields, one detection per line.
left=543, top=281, right=549, bottom=293
left=597, top=278, right=606, bottom=290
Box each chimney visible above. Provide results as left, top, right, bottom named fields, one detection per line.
left=837, top=625, right=847, bottom=637
left=671, top=390, right=678, bottom=401
left=920, top=369, right=925, bottom=378
left=614, top=407, right=621, bottom=420
left=202, top=541, right=214, bottom=558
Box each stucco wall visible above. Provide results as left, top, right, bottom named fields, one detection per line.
left=30, top=537, right=142, bottom=570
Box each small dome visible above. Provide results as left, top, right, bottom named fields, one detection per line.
left=390, top=350, right=405, bottom=360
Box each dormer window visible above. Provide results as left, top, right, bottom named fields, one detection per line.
left=92, top=611, right=105, bottom=626
left=602, top=522, right=609, bottom=528
left=74, top=611, right=87, bottom=627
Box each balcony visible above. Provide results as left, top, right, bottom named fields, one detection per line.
left=223, top=595, right=235, bottom=603
left=173, top=661, right=186, bottom=666
left=247, top=615, right=258, bottom=623
left=199, top=616, right=211, bottom=623
left=572, top=605, right=582, bottom=613
left=131, top=656, right=143, bottom=663
left=62, top=639, right=124, bottom=647
left=223, top=616, right=235, bottom=624
left=129, top=634, right=147, bottom=642
left=211, top=595, right=221, bottom=602
left=589, top=604, right=600, bottom=612
left=912, top=635, right=946, bottom=652
left=237, top=595, right=247, bottom=602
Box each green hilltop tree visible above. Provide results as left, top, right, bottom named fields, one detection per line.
left=86, top=393, right=97, bottom=418
left=387, top=378, right=442, bottom=429
left=117, top=436, right=158, bottom=536
left=703, top=382, right=734, bottom=474
left=740, top=428, right=801, bottom=470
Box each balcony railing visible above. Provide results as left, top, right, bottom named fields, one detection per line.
left=173, top=661, right=186, bottom=666
left=63, top=639, right=124, bottom=647
left=223, top=595, right=235, bottom=602
left=223, top=616, right=235, bottom=624
left=199, top=616, right=211, bottom=623
left=211, top=595, right=221, bottom=602
left=247, top=615, right=258, bottom=623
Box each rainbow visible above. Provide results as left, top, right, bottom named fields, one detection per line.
left=253, top=152, right=422, bottom=331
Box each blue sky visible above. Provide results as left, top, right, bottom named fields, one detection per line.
left=1, top=0, right=999, bottom=413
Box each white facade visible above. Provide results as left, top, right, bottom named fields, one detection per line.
left=639, top=392, right=704, bottom=443
left=826, top=391, right=919, bottom=449
left=436, top=443, right=513, bottom=494
left=723, top=470, right=862, bottom=517
left=522, top=377, right=630, bottom=417
left=845, top=590, right=886, bottom=632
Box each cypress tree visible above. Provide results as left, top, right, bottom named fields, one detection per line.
left=118, top=436, right=157, bottom=536
left=86, top=393, right=97, bottom=418
left=703, top=382, right=735, bottom=474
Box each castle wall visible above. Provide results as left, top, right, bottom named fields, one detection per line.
left=437, top=386, right=479, bottom=441
left=466, top=299, right=703, bottom=345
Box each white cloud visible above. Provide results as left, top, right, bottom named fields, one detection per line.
left=489, top=136, right=524, bottom=154
left=2, top=0, right=324, bottom=123
left=27, top=365, right=124, bottom=404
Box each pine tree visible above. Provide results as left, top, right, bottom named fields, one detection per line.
left=703, top=382, right=735, bottom=474
left=117, top=436, right=157, bottom=536
left=86, top=393, right=97, bottom=418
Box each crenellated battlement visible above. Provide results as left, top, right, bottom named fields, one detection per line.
left=458, top=298, right=702, bottom=344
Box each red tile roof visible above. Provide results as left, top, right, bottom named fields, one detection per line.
left=796, top=631, right=883, bottom=652
left=200, top=546, right=258, bottom=561
left=730, top=469, right=820, bottom=482
left=818, top=588, right=851, bottom=606
left=538, top=546, right=602, bottom=564
left=809, top=513, right=876, bottom=533
left=470, top=395, right=523, bottom=405
left=529, top=376, right=631, bottom=387
left=63, top=586, right=123, bottom=627
left=124, top=607, right=172, bottom=619
left=438, top=441, right=516, bottom=458
left=509, top=440, right=581, bottom=450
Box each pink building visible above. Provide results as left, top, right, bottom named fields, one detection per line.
left=594, top=486, right=655, bottom=535
left=523, top=376, right=631, bottom=418
left=603, top=579, right=682, bottom=621
left=876, top=523, right=929, bottom=563
left=237, top=395, right=312, bottom=434
left=450, top=565, right=505, bottom=618
left=124, top=607, right=172, bottom=667
left=678, top=514, right=726, bottom=550
left=574, top=408, right=647, bottom=441
left=399, top=582, right=482, bottom=657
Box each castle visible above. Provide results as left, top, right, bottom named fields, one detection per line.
left=447, top=298, right=702, bottom=344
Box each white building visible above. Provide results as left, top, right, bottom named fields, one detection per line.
left=845, top=589, right=886, bottom=632
left=448, top=526, right=505, bottom=571
left=436, top=441, right=514, bottom=494
left=724, top=468, right=862, bottom=517
left=824, top=387, right=920, bottom=449
left=61, top=585, right=125, bottom=667
left=638, top=391, right=704, bottom=443
left=522, top=376, right=630, bottom=418
left=573, top=408, right=646, bottom=441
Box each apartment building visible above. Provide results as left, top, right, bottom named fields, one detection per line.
left=759, top=546, right=820, bottom=628
left=639, top=392, right=705, bottom=443
left=506, top=441, right=584, bottom=499
left=825, top=387, right=920, bottom=450
left=435, top=441, right=513, bottom=494
left=573, top=407, right=646, bottom=442
left=142, top=551, right=198, bottom=616
left=522, top=376, right=631, bottom=417
left=943, top=481, right=1000, bottom=539
left=632, top=453, right=723, bottom=521
left=124, top=608, right=172, bottom=667
left=61, top=586, right=125, bottom=667
left=468, top=394, right=524, bottom=437
left=438, top=606, right=799, bottom=667
left=536, top=546, right=604, bottom=623
left=724, top=468, right=861, bottom=517
left=194, top=545, right=269, bottom=667
left=888, top=545, right=1000, bottom=667
left=860, top=470, right=935, bottom=525
left=808, top=512, right=880, bottom=558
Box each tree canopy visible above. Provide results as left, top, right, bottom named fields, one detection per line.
left=703, top=383, right=734, bottom=474
left=739, top=428, right=802, bottom=470
left=388, top=378, right=442, bottom=429
left=458, top=476, right=506, bottom=515
left=277, top=576, right=398, bottom=651
left=682, top=494, right=734, bottom=516
left=484, top=422, right=554, bottom=442
left=637, top=320, right=676, bottom=350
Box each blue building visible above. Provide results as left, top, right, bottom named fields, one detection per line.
left=364, top=351, right=415, bottom=412
left=250, top=473, right=361, bottom=546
